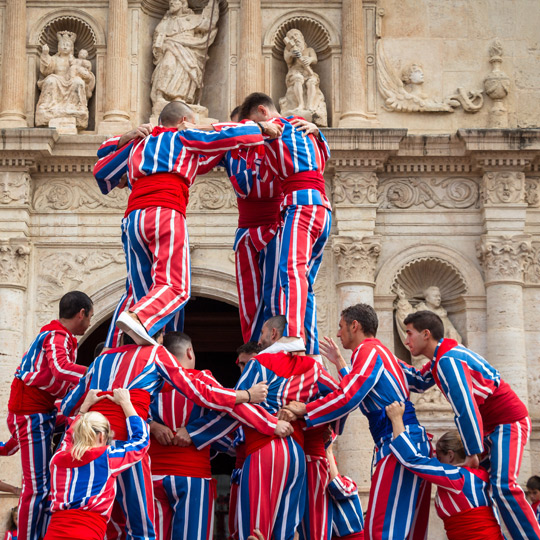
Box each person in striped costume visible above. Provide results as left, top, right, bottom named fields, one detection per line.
left=44, top=388, right=150, bottom=540
left=239, top=93, right=331, bottom=355
left=3, top=507, right=18, bottom=540
left=93, top=100, right=281, bottom=346
left=386, top=401, right=504, bottom=540
left=526, top=476, right=540, bottom=526
left=6, top=291, right=93, bottom=540
left=60, top=337, right=274, bottom=540
left=284, top=304, right=432, bottom=540
left=403, top=310, right=540, bottom=540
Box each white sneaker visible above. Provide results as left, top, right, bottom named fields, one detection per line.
left=116, top=312, right=158, bottom=346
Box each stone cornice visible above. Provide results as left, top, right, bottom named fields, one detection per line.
left=457, top=129, right=540, bottom=152
left=322, top=128, right=407, bottom=151
left=0, top=128, right=58, bottom=156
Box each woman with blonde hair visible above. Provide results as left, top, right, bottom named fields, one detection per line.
left=43, top=388, right=149, bottom=540
left=386, top=401, right=504, bottom=540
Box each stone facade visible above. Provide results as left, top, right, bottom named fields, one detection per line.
left=0, top=1, right=539, bottom=537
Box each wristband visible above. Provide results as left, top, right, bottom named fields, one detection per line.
left=246, top=389, right=251, bottom=403
left=257, top=122, right=265, bottom=134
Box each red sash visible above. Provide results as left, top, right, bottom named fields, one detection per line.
left=283, top=171, right=326, bottom=198
left=237, top=196, right=283, bottom=228
left=8, top=378, right=56, bottom=414
left=44, top=509, right=107, bottom=540
left=244, top=420, right=304, bottom=457
left=303, top=425, right=328, bottom=458
left=444, top=506, right=504, bottom=540
left=332, top=533, right=364, bottom=540
left=149, top=436, right=212, bottom=477
left=90, top=389, right=151, bottom=440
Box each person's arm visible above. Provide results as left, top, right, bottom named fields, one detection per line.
left=399, top=359, right=435, bottom=394
left=291, top=347, right=384, bottom=428
left=0, top=437, right=19, bottom=457
left=436, top=355, right=484, bottom=457
left=385, top=401, right=466, bottom=491
left=60, top=365, right=93, bottom=417
left=44, top=330, right=87, bottom=385
left=0, top=480, right=21, bottom=497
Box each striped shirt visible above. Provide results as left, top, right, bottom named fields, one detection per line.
left=390, top=431, right=493, bottom=519
left=328, top=474, right=365, bottom=538
left=49, top=415, right=149, bottom=517
left=15, top=322, right=86, bottom=399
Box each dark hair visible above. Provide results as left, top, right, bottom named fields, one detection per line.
left=527, top=476, right=540, bottom=491
left=158, top=100, right=195, bottom=126
left=59, top=291, right=93, bottom=319
left=122, top=332, right=136, bottom=346
left=8, top=507, right=17, bottom=531
left=239, top=92, right=276, bottom=120
left=230, top=106, right=241, bottom=121
left=236, top=341, right=262, bottom=356
left=163, top=331, right=192, bottom=358
left=263, top=315, right=287, bottom=339
left=403, top=310, right=444, bottom=341
left=341, top=304, right=378, bottom=337
left=93, top=341, right=105, bottom=359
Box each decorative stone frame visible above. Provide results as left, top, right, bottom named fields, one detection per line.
left=262, top=10, right=340, bottom=126
left=27, top=10, right=106, bottom=130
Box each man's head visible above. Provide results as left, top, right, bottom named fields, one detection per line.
left=236, top=341, right=262, bottom=373
left=163, top=331, right=195, bottom=369
left=403, top=310, right=444, bottom=357
left=158, top=100, right=196, bottom=127
left=258, top=315, right=287, bottom=349
left=239, top=93, right=279, bottom=122
left=337, top=304, right=378, bottom=350
left=59, top=291, right=94, bottom=336
left=527, top=476, right=540, bottom=504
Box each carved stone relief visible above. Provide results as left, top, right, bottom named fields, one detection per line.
left=379, top=177, right=480, bottom=209
left=376, top=40, right=483, bottom=114
left=188, top=177, right=237, bottom=211
left=313, top=258, right=331, bottom=337
left=483, top=39, right=510, bottom=129
left=33, top=179, right=129, bottom=212
left=482, top=171, right=525, bottom=205
left=36, top=249, right=124, bottom=327
left=0, top=239, right=30, bottom=288
left=477, top=235, right=531, bottom=282
left=523, top=242, right=540, bottom=284
left=0, top=172, right=30, bottom=205
left=333, top=172, right=378, bottom=205
left=525, top=177, right=540, bottom=207
left=332, top=236, right=381, bottom=283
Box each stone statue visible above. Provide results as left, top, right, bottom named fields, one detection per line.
left=376, top=40, right=483, bottom=114
left=150, top=0, right=219, bottom=120
left=35, top=31, right=96, bottom=132
left=279, top=29, right=328, bottom=127
left=395, top=285, right=462, bottom=356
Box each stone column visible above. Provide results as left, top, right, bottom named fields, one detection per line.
left=331, top=235, right=380, bottom=489
left=236, top=0, right=263, bottom=102
left=98, top=0, right=132, bottom=134
left=477, top=235, right=531, bottom=405
left=0, top=0, right=27, bottom=128
left=339, top=0, right=371, bottom=127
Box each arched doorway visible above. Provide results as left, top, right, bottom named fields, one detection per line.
left=77, top=296, right=245, bottom=540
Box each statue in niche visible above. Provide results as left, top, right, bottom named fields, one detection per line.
left=35, top=31, right=95, bottom=132
left=376, top=40, right=483, bottom=114
left=279, top=29, right=328, bottom=127
left=150, top=0, right=219, bottom=121
left=395, top=285, right=462, bottom=359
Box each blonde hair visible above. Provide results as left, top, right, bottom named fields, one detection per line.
left=71, top=412, right=112, bottom=461
left=436, top=430, right=466, bottom=461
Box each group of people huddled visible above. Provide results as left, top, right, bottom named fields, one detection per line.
left=2, top=92, right=540, bottom=540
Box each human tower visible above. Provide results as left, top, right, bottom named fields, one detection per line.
left=3, top=93, right=540, bottom=540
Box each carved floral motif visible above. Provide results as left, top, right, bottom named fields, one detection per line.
left=0, top=173, right=29, bottom=205
left=482, top=171, right=525, bottom=205
left=333, top=237, right=381, bottom=283
left=188, top=177, right=237, bottom=211
left=33, top=179, right=129, bottom=211
left=379, top=177, right=479, bottom=209
left=0, top=240, right=30, bottom=288
left=333, top=172, right=378, bottom=205
left=477, top=235, right=531, bottom=282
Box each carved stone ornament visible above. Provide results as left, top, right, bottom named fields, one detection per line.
left=0, top=172, right=30, bottom=205
left=33, top=179, right=129, bottom=212
left=482, top=171, right=525, bottom=205
left=0, top=239, right=30, bottom=288
left=524, top=243, right=540, bottom=284
left=376, top=40, right=483, bottom=114
left=188, top=177, right=237, bottom=211
left=379, top=177, right=480, bottom=209
left=333, top=172, right=378, bottom=205
left=150, top=0, right=220, bottom=119
left=483, top=39, right=510, bottom=128
left=477, top=235, right=532, bottom=283
left=332, top=236, right=381, bottom=283
left=278, top=28, right=328, bottom=127
left=525, top=177, right=540, bottom=207
left=313, top=260, right=331, bottom=335
left=36, top=249, right=125, bottom=326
